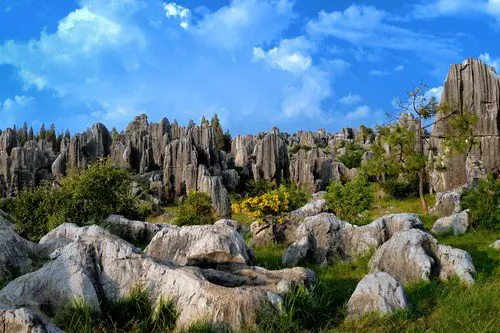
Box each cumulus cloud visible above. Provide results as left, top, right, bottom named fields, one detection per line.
left=164, top=2, right=191, bottom=29
left=338, top=93, right=362, bottom=105
left=252, top=36, right=314, bottom=74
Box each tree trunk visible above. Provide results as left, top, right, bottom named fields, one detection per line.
left=417, top=117, right=429, bottom=215
left=418, top=170, right=428, bottom=215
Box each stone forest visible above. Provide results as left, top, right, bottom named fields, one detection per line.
left=0, top=58, right=498, bottom=332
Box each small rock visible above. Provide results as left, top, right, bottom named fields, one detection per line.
left=347, top=271, right=410, bottom=317
left=431, top=210, right=470, bottom=236
left=490, top=240, right=500, bottom=250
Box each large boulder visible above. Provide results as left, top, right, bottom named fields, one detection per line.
left=432, top=210, right=470, bottom=236
left=369, top=229, right=476, bottom=284
left=282, top=213, right=347, bottom=266
left=289, top=199, right=327, bottom=222
left=347, top=272, right=410, bottom=318
left=145, top=223, right=255, bottom=267
left=0, top=229, right=38, bottom=281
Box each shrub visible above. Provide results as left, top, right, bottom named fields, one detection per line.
left=461, top=175, right=499, bottom=231
left=336, top=142, right=365, bottom=169
left=11, top=159, right=144, bottom=241
left=289, top=144, right=312, bottom=155
left=177, top=191, right=216, bottom=226
left=232, top=184, right=309, bottom=221
left=380, top=175, right=420, bottom=200
left=246, top=178, right=275, bottom=197
left=11, top=184, right=58, bottom=242
left=325, top=174, right=373, bottom=224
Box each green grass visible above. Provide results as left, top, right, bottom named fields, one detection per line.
left=247, top=194, right=500, bottom=333
left=54, top=288, right=178, bottom=333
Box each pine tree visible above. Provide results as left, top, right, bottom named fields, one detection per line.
left=64, top=129, right=71, bottom=142
left=28, top=126, right=34, bottom=141
left=46, top=124, right=57, bottom=148
left=39, top=123, right=46, bottom=141
left=211, top=113, right=225, bottom=151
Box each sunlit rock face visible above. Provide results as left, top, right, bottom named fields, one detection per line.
left=430, top=58, right=500, bottom=193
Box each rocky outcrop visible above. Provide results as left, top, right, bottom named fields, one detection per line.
left=145, top=223, right=254, bottom=267
left=347, top=272, right=410, bottom=318
left=283, top=213, right=425, bottom=265
left=430, top=58, right=500, bottom=192
left=252, top=129, right=289, bottom=182
left=432, top=210, right=470, bottom=236
left=102, top=214, right=169, bottom=245
left=369, top=229, right=476, bottom=284
left=67, top=123, right=112, bottom=170
left=2, top=224, right=314, bottom=331
left=290, top=199, right=327, bottom=222
left=0, top=229, right=38, bottom=281
left=197, top=165, right=232, bottom=218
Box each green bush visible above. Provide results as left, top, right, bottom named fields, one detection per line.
left=11, top=184, right=58, bottom=241
left=380, top=175, right=420, bottom=200
left=177, top=191, right=216, bottom=226
left=461, top=175, right=499, bottom=231
left=336, top=142, right=365, bottom=169
left=276, top=182, right=310, bottom=211
left=246, top=178, right=275, bottom=197
left=325, top=174, right=373, bottom=224
left=11, top=159, right=144, bottom=241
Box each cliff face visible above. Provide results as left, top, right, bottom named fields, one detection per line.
left=430, top=58, right=500, bottom=192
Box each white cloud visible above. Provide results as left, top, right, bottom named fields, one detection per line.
left=306, top=5, right=459, bottom=66
left=192, top=0, right=295, bottom=50
left=479, top=52, right=500, bottom=72
left=425, top=86, right=444, bottom=102
left=346, top=105, right=371, bottom=119
left=370, top=70, right=389, bottom=76
left=252, top=36, right=314, bottom=74
left=164, top=2, right=191, bottom=29
left=394, top=65, right=404, bottom=71
left=1, top=95, right=33, bottom=111
left=413, top=0, right=500, bottom=21
left=338, top=93, right=362, bottom=105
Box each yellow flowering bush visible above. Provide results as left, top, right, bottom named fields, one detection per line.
left=232, top=184, right=309, bottom=223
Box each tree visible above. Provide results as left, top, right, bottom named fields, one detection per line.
left=64, top=129, right=71, bottom=142
left=17, top=122, right=28, bottom=146
left=28, top=126, right=34, bottom=141
left=39, top=123, right=46, bottom=140
left=365, top=83, right=477, bottom=214
left=211, top=113, right=227, bottom=151
left=46, top=124, right=57, bottom=148
left=200, top=115, right=209, bottom=126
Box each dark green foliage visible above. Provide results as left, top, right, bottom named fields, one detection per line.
left=177, top=191, right=216, bottom=226
left=54, top=288, right=178, bottom=333
left=325, top=174, right=373, bottom=224
left=380, top=175, right=420, bottom=200
left=461, top=175, right=500, bottom=231
left=277, top=182, right=310, bottom=211
left=246, top=178, right=276, bottom=197
left=11, top=184, right=58, bottom=241
left=11, top=159, right=144, bottom=241
left=336, top=142, right=365, bottom=169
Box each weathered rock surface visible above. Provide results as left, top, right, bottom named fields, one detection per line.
left=431, top=58, right=500, bottom=192
left=290, top=199, right=327, bottom=222
left=369, top=229, right=476, bottom=284
left=282, top=213, right=347, bottom=266
left=0, top=305, right=63, bottom=333
left=145, top=223, right=255, bottom=267
left=197, top=165, right=232, bottom=218
left=252, top=129, right=289, bottom=182
left=2, top=224, right=314, bottom=331
left=429, top=186, right=465, bottom=216
left=432, top=210, right=470, bottom=236
left=490, top=240, right=500, bottom=250
left=347, top=272, right=410, bottom=318
left=103, top=214, right=169, bottom=244
left=0, top=229, right=38, bottom=281
left=284, top=213, right=425, bottom=264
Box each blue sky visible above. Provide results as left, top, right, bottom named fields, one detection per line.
left=1, top=0, right=500, bottom=135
